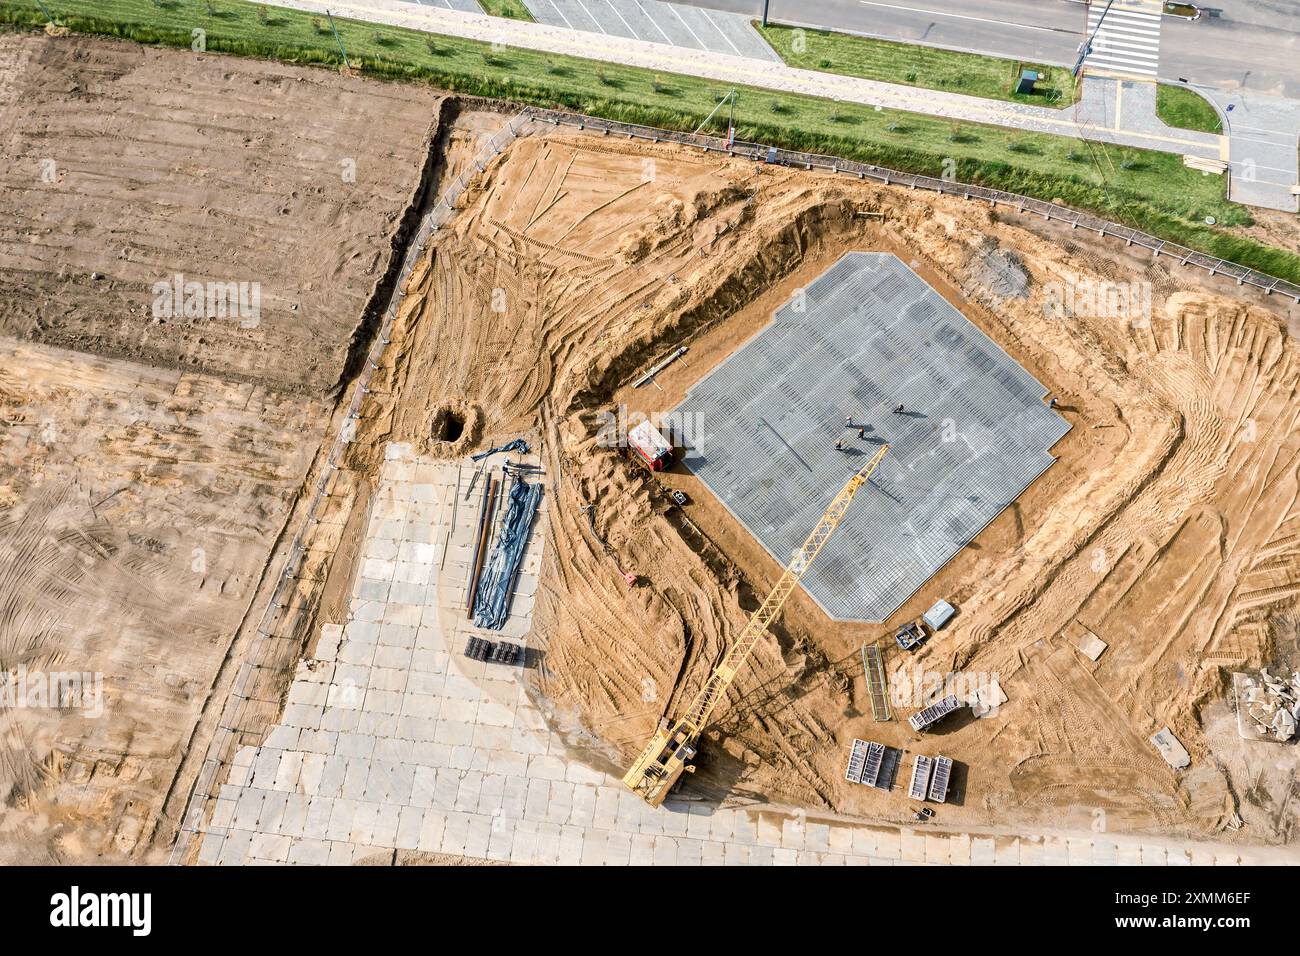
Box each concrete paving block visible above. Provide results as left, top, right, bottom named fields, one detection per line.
left=569, top=784, right=598, bottom=829
left=326, top=798, right=359, bottom=842
left=701, top=841, right=726, bottom=866
left=827, top=825, right=855, bottom=855
left=501, top=775, right=529, bottom=819
left=510, top=819, right=540, bottom=864
left=486, top=819, right=515, bottom=862
left=629, top=832, right=656, bottom=866
left=280, top=794, right=310, bottom=839
left=804, top=822, right=831, bottom=853
left=211, top=795, right=237, bottom=830
left=754, top=813, right=783, bottom=847
left=659, top=808, right=689, bottom=839
left=336, top=733, right=376, bottom=759
left=217, top=829, right=254, bottom=866
left=233, top=788, right=265, bottom=831
left=318, top=707, right=360, bottom=734
left=299, top=729, right=339, bottom=757
left=924, top=833, right=951, bottom=865
left=435, top=720, right=475, bottom=747
left=374, top=644, right=415, bottom=670
left=994, top=837, right=1021, bottom=866
left=349, top=801, right=380, bottom=845
left=356, top=712, right=398, bottom=737
left=249, top=832, right=291, bottom=864
left=417, top=810, right=446, bottom=853
left=533, top=821, right=563, bottom=865
left=433, top=768, right=462, bottom=809
left=947, top=832, right=972, bottom=866
left=780, top=817, right=807, bottom=851
left=653, top=835, right=680, bottom=866
left=547, top=781, right=575, bottom=825
left=524, top=777, right=551, bottom=822
left=298, top=753, right=327, bottom=795
left=748, top=844, right=775, bottom=866
left=1019, top=839, right=1045, bottom=866
left=471, top=724, right=513, bottom=751
left=254, top=789, right=288, bottom=834
left=373, top=804, right=402, bottom=847
left=327, top=841, right=358, bottom=866
left=724, top=843, right=751, bottom=866
left=675, top=837, right=703, bottom=867
left=455, top=771, right=484, bottom=812
left=287, top=838, right=331, bottom=866
left=197, top=832, right=225, bottom=866
left=970, top=836, right=996, bottom=866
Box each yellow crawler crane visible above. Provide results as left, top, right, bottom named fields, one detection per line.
left=623, top=444, right=890, bottom=807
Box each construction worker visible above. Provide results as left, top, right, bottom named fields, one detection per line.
left=834, top=439, right=844, bottom=452
left=845, top=415, right=854, bottom=428
left=1048, top=397, right=1058, bottom=409
left=893, top=403, right=906, bottom=414
left=857, top=427, right=866, bottom=439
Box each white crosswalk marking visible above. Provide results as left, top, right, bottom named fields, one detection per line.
left=1083, top=2, right=1162, bottom=80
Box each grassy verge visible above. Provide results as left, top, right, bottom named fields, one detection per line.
left=5, top=0, right=1299, bottom=284
left=758, top=22, right=1077, bottom=109
left=478, top=0, right=533, bottom=21
left=1157, top=84, right=1222, bottom=134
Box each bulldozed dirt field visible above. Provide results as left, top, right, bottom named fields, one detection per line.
left=0, top=32, right=438, bottom=861
left=3, top=29, right=1298, bottom=863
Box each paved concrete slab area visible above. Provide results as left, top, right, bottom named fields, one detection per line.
left=673, top=253, right=1070, bottom=622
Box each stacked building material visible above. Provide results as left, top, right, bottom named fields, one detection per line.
left=473, top=476, right=544, bottom=630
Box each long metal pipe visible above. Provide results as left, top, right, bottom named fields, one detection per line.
left=466, top=475, right=497, bottom=617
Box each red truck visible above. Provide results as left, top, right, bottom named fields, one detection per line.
left=627, top=420, right=673, bottom=472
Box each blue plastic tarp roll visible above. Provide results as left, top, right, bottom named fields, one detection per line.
left=473, top=478, right=543, bottom=630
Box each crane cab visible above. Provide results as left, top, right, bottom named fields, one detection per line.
left=622, top=720, right=698, bottom=806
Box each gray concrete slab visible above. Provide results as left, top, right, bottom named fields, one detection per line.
left=673, top=252, right=1070, bottom=622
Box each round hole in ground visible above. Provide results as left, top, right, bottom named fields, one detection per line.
left=431, top=406, right=465, bottom=443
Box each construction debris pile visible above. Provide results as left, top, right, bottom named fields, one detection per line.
left=1236, top=670, right=1300, bottom=742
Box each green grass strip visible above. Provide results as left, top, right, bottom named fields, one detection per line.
left=1156, top=84, right=1223, bottom=134
left=757, top=22, right=1078, bottom=109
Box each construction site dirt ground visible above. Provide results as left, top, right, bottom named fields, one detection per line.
left=3, top=30, right=1299, bottom=863
left=353, top=122, right=1300, bottom=850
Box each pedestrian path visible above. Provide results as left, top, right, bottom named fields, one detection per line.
left=522, top=0, right=778, bottom=62
left=1203, top=87, right=1300, bottom=213
left=1083, top=0, right=1162, bottom=81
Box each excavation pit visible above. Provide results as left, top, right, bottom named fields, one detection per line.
left=673, top=252, right=1071, bottom=622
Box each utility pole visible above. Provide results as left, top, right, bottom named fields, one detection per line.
left=761, top=0, right=770, bottom=28
left=1072, top=0, right=1115, bottom=76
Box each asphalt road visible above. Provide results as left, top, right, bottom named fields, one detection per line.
left=679, top=0, right=1300, bottom=97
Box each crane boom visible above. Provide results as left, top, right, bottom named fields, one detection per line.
left=623, top=443, right=889, bottom=806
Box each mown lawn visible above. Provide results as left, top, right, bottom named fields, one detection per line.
left=1157, top=84, right=1222, bottom=134
left=478, top=0, right=532, bottom=22
left=757, top=22, right=1078, bottom=109
left=6, top=0, right=1299, bottom=283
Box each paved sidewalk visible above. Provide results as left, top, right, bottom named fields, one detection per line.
left=195, top=446, right=1287, bottom=866
left=1201, top=87, right=1300, bottom=213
